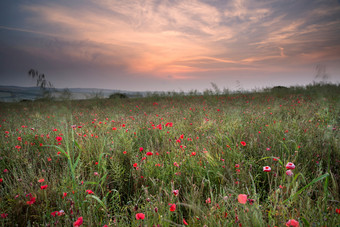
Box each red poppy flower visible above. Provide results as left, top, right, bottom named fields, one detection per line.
left=86, top=190, right=94, bottom=194
left=56, top=136, right=63, bottom=142
left=51, top=211, right=59, bottom=217
left=336, top=208, right=340, bottom=214
left=135, top=213, right=145, bottom=220
left=169, top=203, right=176, bottom=211
left=240, top=141, right=246, bottom=146
left=183, top=218, right=188, bottom=225
left=0, top=178, right=3, bottom=183
left=40, top=185, right=48, bottom=190
left=139, top=147, right=143, bottom=152
left=146, top=152, right=153, bottom=156
left=173, top=190, right=179, bottom=196
left=38, top=178, right=45, bottom=183
left=0, top=213, right=8, bottom=219
left=133, top=163, right=138, bottom=168
left=73, top=217, right=83, bottom=227
left=26, top=196, right=36, bottom=205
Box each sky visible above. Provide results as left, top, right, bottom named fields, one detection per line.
left=0, top=0, right=340, bottom=92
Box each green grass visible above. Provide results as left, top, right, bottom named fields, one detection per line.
left=0, top=83, right=339, bottom=226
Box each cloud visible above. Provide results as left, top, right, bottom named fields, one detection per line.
left=1, top=0, right=339, bottom=89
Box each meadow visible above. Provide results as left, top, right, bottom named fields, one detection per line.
left=0, top=83, right=339, bottom=226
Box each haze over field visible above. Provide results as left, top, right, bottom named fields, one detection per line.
left=1, top=0, right=340, bottom=91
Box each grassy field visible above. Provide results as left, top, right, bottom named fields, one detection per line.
left=0, top=83, right=339, bottom=226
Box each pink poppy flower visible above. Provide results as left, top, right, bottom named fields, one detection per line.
left=238, top=194, right=247, bottom=204
left=173, top=190, right=179, bottom=196
left=286, top=162, right=296, bottom=169
left=286, top=170, right=293, bottom=176
left=286, top=219, right=299, bottom=227
left=263, top=166, right=271, bottom=172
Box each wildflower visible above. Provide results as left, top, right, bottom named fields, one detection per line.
left=263, top=166, right=271, bottom=172
left=40, top=185, right=48, bottom=190
left=86, top=190, right=94, bottom=194
left=240, top=141, right=246, bottom=146
left=51, top=211, right=59, bottom=217
left=139, top=147, right=143, bottom=152
left=27, top=196, right=36, bottom=205
left=238, top=194, right=247, bottom=204
left=146, top=152, right=153, bottom=156
left=286, top=170, right=293, bottom=176
left=73, top=217, right=83, bottom=227
left=3, top=169, right=8, bottom=173
left=286, top=162, right=296, bottom=169
left=206, top=197, right=211, bottom=204
left=135, top=213, right=145, bottom=220
left=169, top=203, right=176, bottom=211
left=336, top=208, right=340, bottom=214
left=183, top=218, right=188, bottom=225
left=235, top=164, right=240, bottom=168
left=0, top=178, right=3, bottom=183
left=0, top=213, right=8, bottom=219
left=173, top=162, right=179, bottom=167
left=173, top=190, right=179, bottom=196
left=191, top=152, right=196, bottom=156
left=248, top=199, right=255, bottom=205
left=62, top=192, right=67, bottom=198
left=133, top=163, right=138, bottom=168
left=38, top=178, right=44, bottom=183
left=286, top=219, right=299, bottom=227
left=55, top=136, right=63, bottom=142
left=58, top=210, right=65, bottom=216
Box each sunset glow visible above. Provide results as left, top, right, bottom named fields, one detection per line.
left=0, top=0, right=339, bottom=91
